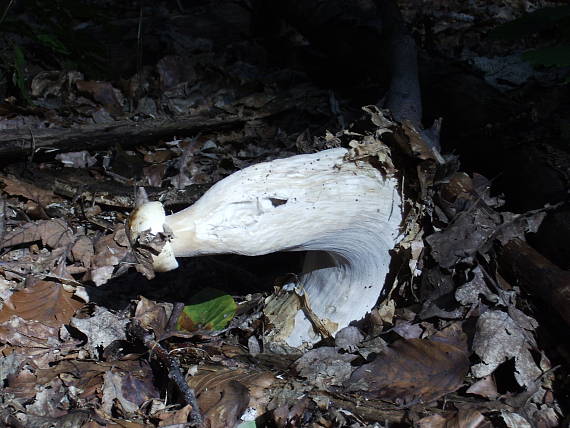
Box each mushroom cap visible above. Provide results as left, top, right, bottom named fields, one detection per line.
left=127, top=201, right=179, bottom=272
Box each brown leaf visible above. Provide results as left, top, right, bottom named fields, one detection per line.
left=0, top=175, right=58, bottom=206
left=1, top=219, right=74, bottom=249
left=417, top=409, right=491, bottom=428
left=157, top=404, right=193, bottom=426
left=134, top=296, right=169, bottom=338
left=466, top=375, right=499, bottom=400
left=89, top=226, right=130, bottom=285
left=75, top=80, right=124, bottom=115
left=0, top=316, right=59, bottom=348
left=71, top=235, right=95, bottom=268
left=188, top=366, right=274, bottom=428
left=346, top=323, right=469, bottom=405
left=0, top=280, right=83, bottom=327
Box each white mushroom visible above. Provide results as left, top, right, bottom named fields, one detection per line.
left=128, top=148, right=402, bottom=348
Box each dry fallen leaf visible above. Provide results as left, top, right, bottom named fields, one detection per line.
left=1, top=219, right=74, bottom=249
left=188, top=366, right=274, bottom=428
left=0, top=316, right=59, bottom=348
left=70, top=306, right=128, bottom=358
left=134, top=296, right=170, bottom=338
left=156, top=404, right=193, bottom=426
left=295, top=347, right=358, bottom=389
left=346, top=323, right=469, bottom=405
left=471, top=310, right=542, bottom=388
left=417, top=409, right=491, bottom=428
left=0, top=175, right=59, bottom=207
left=75, top=80, right=124, bottom=115
left=0, top=279, right=83, bottom=327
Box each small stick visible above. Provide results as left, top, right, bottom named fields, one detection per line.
left=129, top=321, right=203, bottom=426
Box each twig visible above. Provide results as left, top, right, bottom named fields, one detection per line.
left=129, top=321, right=203, bottom=426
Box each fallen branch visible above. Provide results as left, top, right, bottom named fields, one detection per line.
left=128, top=321, right=203, bottom=426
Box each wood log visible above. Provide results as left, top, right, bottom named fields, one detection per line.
left=0, top=114, right=245, bottom=163
left=498, top=238, right=570, bottom=327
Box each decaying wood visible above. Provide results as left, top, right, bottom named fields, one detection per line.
left=0, top=114, right=244, bottom=162
left=5, top=113, right=272, bottom=163
left=0, top=89, right=322, bottom=162
left=499, top=238, right=570, bottom=327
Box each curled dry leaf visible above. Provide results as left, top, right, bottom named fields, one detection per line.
left=134, top=296, right=170, bottom=338
left=465, top=375, right=499, bottom=400
left=346, top=323, right=469, bottom=405
left=0, top=280, right=83, bottom=327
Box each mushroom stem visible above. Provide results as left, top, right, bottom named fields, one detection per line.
left=129, top=148, right=402, bottom=346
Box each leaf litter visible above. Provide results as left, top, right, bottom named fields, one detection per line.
left=0, top=3, right=567, bottom=427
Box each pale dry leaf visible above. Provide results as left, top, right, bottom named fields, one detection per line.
left=55, top=151, right=97, bottom=168
left=334, top=326, right=364, bottom=351
left=455, top=266, right=498, bottom=306
left=157, top=404, right=193, bottom=426
left=466, top=375, right=499, bottom=400
left=71, top=235, right=94, bottom=268
left=0, top=316, right=60, bottom=348
left=393, top=320, right=423, bottom=339
left=500, top=411, right=532, bottom=428
left=70, top=306, right=128, bottom=357
left=417, top=409, right=490, bottom=428
left=471, top=310, right=542, bottom=388
left=296, top=347, right=358, bottom=389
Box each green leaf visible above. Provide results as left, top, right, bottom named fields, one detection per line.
left=12, top=44, right=30, bottom=104
left=36, top=33, right=71, bottom=55
left=236, top=422, right=256, bottom=428
left=489, top=6, right=570, bottom=40
left=522, top=45, right=570, bottom=67
left=176, top=292, right=237, bottom=332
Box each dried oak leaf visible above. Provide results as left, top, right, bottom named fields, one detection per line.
left=0, top=175, right=58, bottom=206
left=346, top=323, right=469, bottom=405
left=0, top=280, right=83, bottom=327
left=1, top=219, right=74, bottom=249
